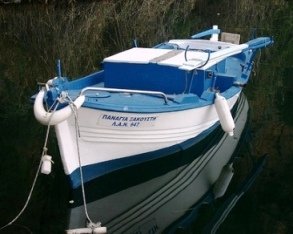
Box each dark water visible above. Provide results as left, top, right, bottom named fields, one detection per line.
left=0, top=1, right=292, bottom=233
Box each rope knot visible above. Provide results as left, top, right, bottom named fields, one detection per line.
left=43, top=146, right=48, bottom=153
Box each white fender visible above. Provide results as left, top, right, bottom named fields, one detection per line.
left=41, top=155, right=53, bottom=175
left=33, top=89, right=85, bottom=125
left=214, top=93, right=235, bottom=136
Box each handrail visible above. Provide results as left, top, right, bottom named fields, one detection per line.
left=191, top=25, right=220, bottom=40
left=80, top=87, right=169, bottom=104
left=184, top=45, right=190, bottom=62
left=198, top=50, right=211, bottom=68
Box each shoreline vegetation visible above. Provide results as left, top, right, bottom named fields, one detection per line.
left=0, top=0, right=292, bottom=233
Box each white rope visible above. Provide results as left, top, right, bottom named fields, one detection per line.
left=69, top=98, right=101, bottom=229
left=0, top=102, right=59, bottom=232
left=0, top=91, right=101, bottom=232
left=0, top=91, right=102, bottom=232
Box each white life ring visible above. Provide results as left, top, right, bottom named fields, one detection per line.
left=33, top=89, right=85, bottom=125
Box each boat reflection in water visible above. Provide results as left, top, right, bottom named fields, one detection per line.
left=32, top=26, right=271, bottom=233
left=67, top=93, right=254, bottom=233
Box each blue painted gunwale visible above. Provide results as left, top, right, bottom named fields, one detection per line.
left=44, top=39, right=269, bottom=113
left=37, top=36, right=272, bottom=116
left=47, top=58, right=247, bottom=113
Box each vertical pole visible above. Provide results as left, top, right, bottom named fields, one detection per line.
left=56, top=59, right=62, bottom=78
left=210, top=25, right=219, bottom=41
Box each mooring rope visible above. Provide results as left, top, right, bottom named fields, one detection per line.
left=68, top=95, right=101, bottom=230
left=0, top=92, right=101, bottom=232
left=0, top=102, right=59, bottom=232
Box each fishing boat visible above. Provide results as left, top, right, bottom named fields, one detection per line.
left=32, top=26, right=272, bottom=232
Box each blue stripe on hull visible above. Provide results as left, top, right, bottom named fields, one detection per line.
left=69, top=122, right=219, bottom=189
left=68, top=96, right=242, bottom=207
left=68, top=124, right=227, bottom=207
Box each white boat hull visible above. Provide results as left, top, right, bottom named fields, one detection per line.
left=66, top=93, right=249, bottom=233
left=55, top=92, right=240, bottom=188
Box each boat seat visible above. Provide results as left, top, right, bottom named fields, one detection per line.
left=221, top=32, right=240, bottom=44
left=214, top=72, right=236, bottom=92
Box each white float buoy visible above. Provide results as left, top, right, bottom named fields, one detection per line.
left=93, top=227, right=107, bottom=234
left=66, top=227, right=107, bottom=234
left=41, top=155, right=53, bottom=175
left=213, top=163, right=234, bottom=199
left=66, top=228, right=92, bottom=234
left=214, top=93, right=235, bottom=136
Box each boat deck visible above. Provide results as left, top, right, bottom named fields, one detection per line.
left=103, top=40, right=248, bottom=71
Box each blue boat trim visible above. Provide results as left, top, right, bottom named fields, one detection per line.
left=69, top=123, right=223, bottom=208
left=69, top=121, right=219, bottom=189
left=68, top=122, right=224, bottom=207
left=191, top=28, right=221, bottom=39
left=37, top=38, right=273, bottom=114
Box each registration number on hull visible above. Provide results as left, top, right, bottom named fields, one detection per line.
left=98, top=114, right=158, bottom=128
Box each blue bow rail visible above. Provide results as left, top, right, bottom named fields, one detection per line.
left=246, top=37, right=274, bottom=50
left=191, top=27, right=221, bottom=39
